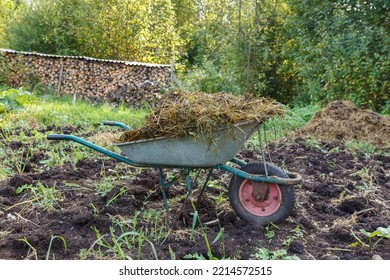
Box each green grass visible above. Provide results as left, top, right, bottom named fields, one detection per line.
left=0, top=87, right=150, bottom=180
left=249, top=104, right=320, bottom=145
left=1, top=89, right=149, bottom=131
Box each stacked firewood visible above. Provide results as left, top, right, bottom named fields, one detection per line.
left=0, top=50, right=170, bottom=107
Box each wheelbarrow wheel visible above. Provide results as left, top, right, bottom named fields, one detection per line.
left=228, top=163, right=295, bottom=226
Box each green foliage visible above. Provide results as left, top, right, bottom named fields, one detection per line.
left=349, top=226, right=390, bottom=249
left=1, top=0, right=388, bottom=110
left=0, top=87, right=148, bottom=130
left=46, top=235, right=67, bottom=260
left=85, top=211, right=166, bottom=260
left=3, top=0, right=181, bottom=63
left=182, top=61, right=241, bottom=93
left=0, top=0, right=16, bottom=47
left=264, top=223, right=278, bottom=239
left=182, top=0, right=297, bottom=103
left=287, top=0, right=389, bottom=111
left=183, top=253, right=207, bottom=260
left=4, top=0, right=90, bottom=55
left=0, top=87, right=35, bottom=116
left=15, top=182, right=63, bottom=211
left=255, top=248, right=299, bottom=260
left=189, top=201, right=226, bottom=260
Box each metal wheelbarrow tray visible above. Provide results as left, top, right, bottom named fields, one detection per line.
left=47, top=120, right=302, bottom=226
left=114, top=121, right=259, bottom=168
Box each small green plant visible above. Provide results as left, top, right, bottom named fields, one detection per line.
left=106, top=187, right=127, bottom=206
left=85, top=211, right=168, bottom=260
left=264, top=223, right=278, bottom=239
left=89, top=226, right=158, bottom=260
left=183, top=252, right=207, bottom=260
left=349, top=226, right=390, bottom=249
left=95, top=177, right=115, bottom=197
left=283, top=226, right=304, bottom=247
left=17, top=237, right=38, bottom=260
left=15, top=182, right=62, bottom=211
left=206, top=180, right=228, bottom=208
left=168, top=245, right=176, bottom=260
left=46, top=235, right=67, bottom=260
left=189, top=201, right=226, bottom=260
left=13, top=146, right=33, bottom=174
left=90, top=202, right=99, bottom=217
left=255, top=248, right=300, bottom=260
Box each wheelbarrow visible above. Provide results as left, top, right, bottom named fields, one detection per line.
left=47, top=120, right=302, bottom=226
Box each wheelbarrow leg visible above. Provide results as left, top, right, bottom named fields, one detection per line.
left=184, top=169, right=193, bottom=202
left=197, top=168, right=213, bottom=200
left=158, top=168, right=170, bottom=210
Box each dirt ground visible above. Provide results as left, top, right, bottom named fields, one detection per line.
left=0, top=124, right=389, bottom=260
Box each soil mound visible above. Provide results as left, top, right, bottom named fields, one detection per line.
left=298, top=100, right=390, bottom=147
left=117, top=92, right=284, bottom=142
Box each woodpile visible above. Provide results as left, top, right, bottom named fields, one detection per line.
left=0, top=49, right=171, bottom=107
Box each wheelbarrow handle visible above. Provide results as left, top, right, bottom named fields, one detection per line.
left=47, top=134, right=138, bottom=166
left=102, top=121, right=132, bottom=130
left=47, top=134, right=68, bottom=141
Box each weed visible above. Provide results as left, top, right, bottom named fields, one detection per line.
left=106, top=187, right=127, bottom=206
left=349, top=226, right=390, bottom=249
left=90, top=203, right=99, bottom=217
left=13, top=146, right=33, bottom=174
left=264, top=223, right=278, bottom=239
left=183, top=253, right=207, bottom=260
left=283, top=226, right=304, bottom=247
left=168, top=245, right=176, bottom=260
left=206, top=181, right=228, bottom=208
left=15, top=182, right=62, bottom=211
left=190, top=201, right=226, bottom=260
left=46, top=235, right=67, bottom=260
left=354, top=167, right=374, bottom=185
left=40, top=144, right=68, bottom=169
left=254, top=248, right=299, bottom=260
left=17, top=237, right=38, bottom=260
left=86, top=210, right=168, bottom=260
left=304, top=137, right=322, bottom=149
left=95, top=177, right=115, bottom=197
left=17, top=235, right=67, bottom=260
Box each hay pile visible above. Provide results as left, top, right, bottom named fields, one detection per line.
left=117, top=92, right=285, bottom=142
left=298, top=100, right=390, bottom=147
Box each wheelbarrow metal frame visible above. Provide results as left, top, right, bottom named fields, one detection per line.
left=47, top=120, right=302, bottom=210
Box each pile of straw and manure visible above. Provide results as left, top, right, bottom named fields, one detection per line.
left=117, top=92, right=285, bottom=143
left=299, top=100, right=390, bottom=148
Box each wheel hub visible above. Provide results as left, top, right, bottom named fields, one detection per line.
left=239, top=179, right=282, bottom=216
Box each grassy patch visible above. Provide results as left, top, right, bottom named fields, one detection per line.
left=1, top=89, right=149, bottom=131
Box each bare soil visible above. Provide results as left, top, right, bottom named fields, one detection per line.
left=0, top=124, right=389, bottom=260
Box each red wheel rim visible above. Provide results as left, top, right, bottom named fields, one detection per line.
left=239, top=179, right=282, bottom=216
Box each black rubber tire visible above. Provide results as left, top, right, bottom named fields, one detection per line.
left=228, top=163, right=295, bottom=226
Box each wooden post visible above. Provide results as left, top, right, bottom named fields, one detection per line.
left=57, top=62, right=64, bottom=94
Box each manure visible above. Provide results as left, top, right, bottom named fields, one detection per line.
left=116, top=92, right=285, bottom=143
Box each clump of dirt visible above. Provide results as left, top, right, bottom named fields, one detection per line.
left=117, top=92, right=284, bottom=142
left=298, top=100, right=390, bottom=147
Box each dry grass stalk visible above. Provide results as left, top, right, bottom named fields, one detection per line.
left=116, top=92, right=285, bottom=143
